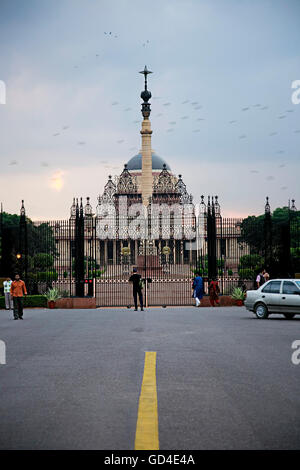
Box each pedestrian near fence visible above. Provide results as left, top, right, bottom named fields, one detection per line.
left=256, top=269, right=266, bottom=289
left=129, top=268, right=144, bottom=311
left=192, top=272, right=204, bottom=307
left=208, top=278, right=220, bottom=307
left=10, top=274, right=27, bottom=320
left=3, top=278, right=13, bottom=310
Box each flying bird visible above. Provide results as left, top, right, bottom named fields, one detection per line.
left=229, top=120, right=237, bottom=124
left=62, top=126, right=69, bottom=130
left=181, top=116, right=189, bottom=119
left=53, top=133, right=60, bottom=136
left=281, top=186, right=287, bottom=190
left=278, top=115, right=286, bottom=119
left=279, top=164, right=285, bottom=168
left=182, top=100, right=189, bottom=104
left=166, top=129, right=174, bottom=132
left=111, top=101, right=118, bottom=106
left=253, top=104, right=261, bottom=107
left=193, top=129, right=201, bottom=133
left=196, top=118, right=205, bottom=121
left=163, top=102, right=171, bottom=106
left=117, top=139, right=124, bottom=144
left=78, top=141, right=86, bottom=145
left=9, top=160, right=18, bottom=165
left=169, top=121, right=176, bottom=125
left=156, top=113, right=163, bottom=117
left=239, top=135, right=247, bottom=139
left=250, top=170, right=259, bottom=174
left=191, top=101, right=198, bottom=105
left=194, top=105, right=202, bottom=110
left=266, top=176, right=275, bottom=181
left=260, top=106, right=268, bottom=110
left=241, top=107, right=250, bottom=111
left=124, top=107, right=131, bottom=111
left=269, top=132, right=278, bottom=136
left=41, top=162, right=49, bottom=167
left=294, top=129, right=300, bottom=133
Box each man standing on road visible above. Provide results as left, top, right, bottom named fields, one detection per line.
left=3, top=277, right=13, bottom=310
left=10, top=274, right=27, bottom=320
left=129, top=268, right=144, bottom=311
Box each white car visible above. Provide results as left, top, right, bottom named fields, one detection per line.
left=245, top=279, right=300, bottom=319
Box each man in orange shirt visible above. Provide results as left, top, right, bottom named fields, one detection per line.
left=10, top=274, right=27, bottom=320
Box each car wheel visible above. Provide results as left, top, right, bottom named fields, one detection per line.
left=255, top=303, right=268, bottom=319
left=283, top=313, right=295, bottom=320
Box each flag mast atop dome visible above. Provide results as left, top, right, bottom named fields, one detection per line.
left=139, top=65, right=153, bottom=206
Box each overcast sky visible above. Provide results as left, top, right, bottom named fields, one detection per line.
left=0, top=0, right=299, bottom=219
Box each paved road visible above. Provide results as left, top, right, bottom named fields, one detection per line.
left=0, top=306, right=299, bottom=450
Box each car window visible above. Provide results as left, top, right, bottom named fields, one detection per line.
left=262, top=281, right=281, bottom=294
left=296, top=281, right=300, bottom=289
left=282, top=281, right=300, bottom=295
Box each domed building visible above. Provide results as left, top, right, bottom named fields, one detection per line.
left=53, top=67, right=252, bottom=305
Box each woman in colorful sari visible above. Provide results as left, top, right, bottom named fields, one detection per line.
left=192, top=272, right=204, bottom=307
left=208, top=278, right=220, bottom=307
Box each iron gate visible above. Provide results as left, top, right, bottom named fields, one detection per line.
left=1, top=198, right=299, bottom=307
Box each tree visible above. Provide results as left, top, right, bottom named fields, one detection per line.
left=33, top=253, right=54, bottom=272
left=239, top=207, right=300, bottom=277
left=238, top=254, right=264, bottom=280
left=0, top=211, right=57, bottom=278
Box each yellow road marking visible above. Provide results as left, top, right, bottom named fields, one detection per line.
left=135, top=351, right=159, bottom=450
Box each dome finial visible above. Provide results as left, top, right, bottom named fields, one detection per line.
left=139, top=65, right=152, bottom=118
left=139, top=65, right=152, bottom=91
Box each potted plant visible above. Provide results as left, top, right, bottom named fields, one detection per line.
left=45, top=287, right=61, bottom=309
left=231, top=287, right=246, bottom=306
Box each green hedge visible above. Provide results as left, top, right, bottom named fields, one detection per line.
left=0, top=295, right=47, bottom=309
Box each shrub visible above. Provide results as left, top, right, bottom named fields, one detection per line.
left=0, top=295, right=47, bottom=309
left=239, top=254, right=264, bottom=271
left=58, top=289, right=70, bottom=298
left=36, top=271, right=58, bottom=281
left=238, top=268, right=255, bottom=280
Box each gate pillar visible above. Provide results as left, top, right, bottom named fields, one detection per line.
left=75, top=198, right=85, bottom=297
left=207, top=196, right=217, bottom=280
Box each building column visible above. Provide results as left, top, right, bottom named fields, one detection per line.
left=113, top=240, right=117, bottom=265
left=104, top=240, right=108, bottom=265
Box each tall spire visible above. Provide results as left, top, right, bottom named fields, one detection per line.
left=139, top=66, right=153, bottom=206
